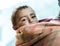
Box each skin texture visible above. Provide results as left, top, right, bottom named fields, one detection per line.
left=16, top=25, right=60, bottom=46
left=15, top=7, right=38, bottom=46
left=32, top=26, right=60, bottom=46
left=14, top=7, right=60, bottom=46
left=16, top=7, right=38, bottom=38
left=15, top=7, right=38, bottom=29
left=16, top=22, right=60, bottom=46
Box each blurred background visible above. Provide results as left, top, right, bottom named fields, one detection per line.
left=0, top=0, right=60, bottom=46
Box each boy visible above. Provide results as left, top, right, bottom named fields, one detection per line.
left=11, top=5, right=41, bottom=46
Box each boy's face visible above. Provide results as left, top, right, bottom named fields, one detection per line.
left=16, top=7, right=38, bottom=27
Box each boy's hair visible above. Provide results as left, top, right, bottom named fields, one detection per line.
left=11, top=5, right=31, bottom=30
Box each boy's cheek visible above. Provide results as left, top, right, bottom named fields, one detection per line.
left=17, top=22, right=29, bottom=29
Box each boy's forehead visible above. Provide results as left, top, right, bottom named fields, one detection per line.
left=18, top=8, right=35, bottom=17
left=19, top=8, right=34, bottom=13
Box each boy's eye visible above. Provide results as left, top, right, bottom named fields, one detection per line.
left=20, top=17, right=27, bottom=22
left=31, top=16, right=36, bottom=18
left=22, top=19, right=26, bottom=21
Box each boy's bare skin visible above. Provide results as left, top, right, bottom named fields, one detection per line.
left=14, top=7, right=38, bottom=29
left=11, top=6, right=40, bottom=46
left=11, top=6, right=60, bottom=46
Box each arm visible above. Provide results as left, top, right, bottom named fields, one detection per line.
left=16, top=22, right=60, bottom=46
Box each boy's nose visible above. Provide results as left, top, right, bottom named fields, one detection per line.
left=28, top=17, right=34, bottom=23
left=29, top=19, right=34, bottom=23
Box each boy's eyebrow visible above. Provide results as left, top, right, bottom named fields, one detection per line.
left=30, top=13, right=34, bottom=15
left=30, top=12, right=35, bottom=15
left=30, top=13, right=36, bottom=17
left=19, top=16, right=26, bottom=19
